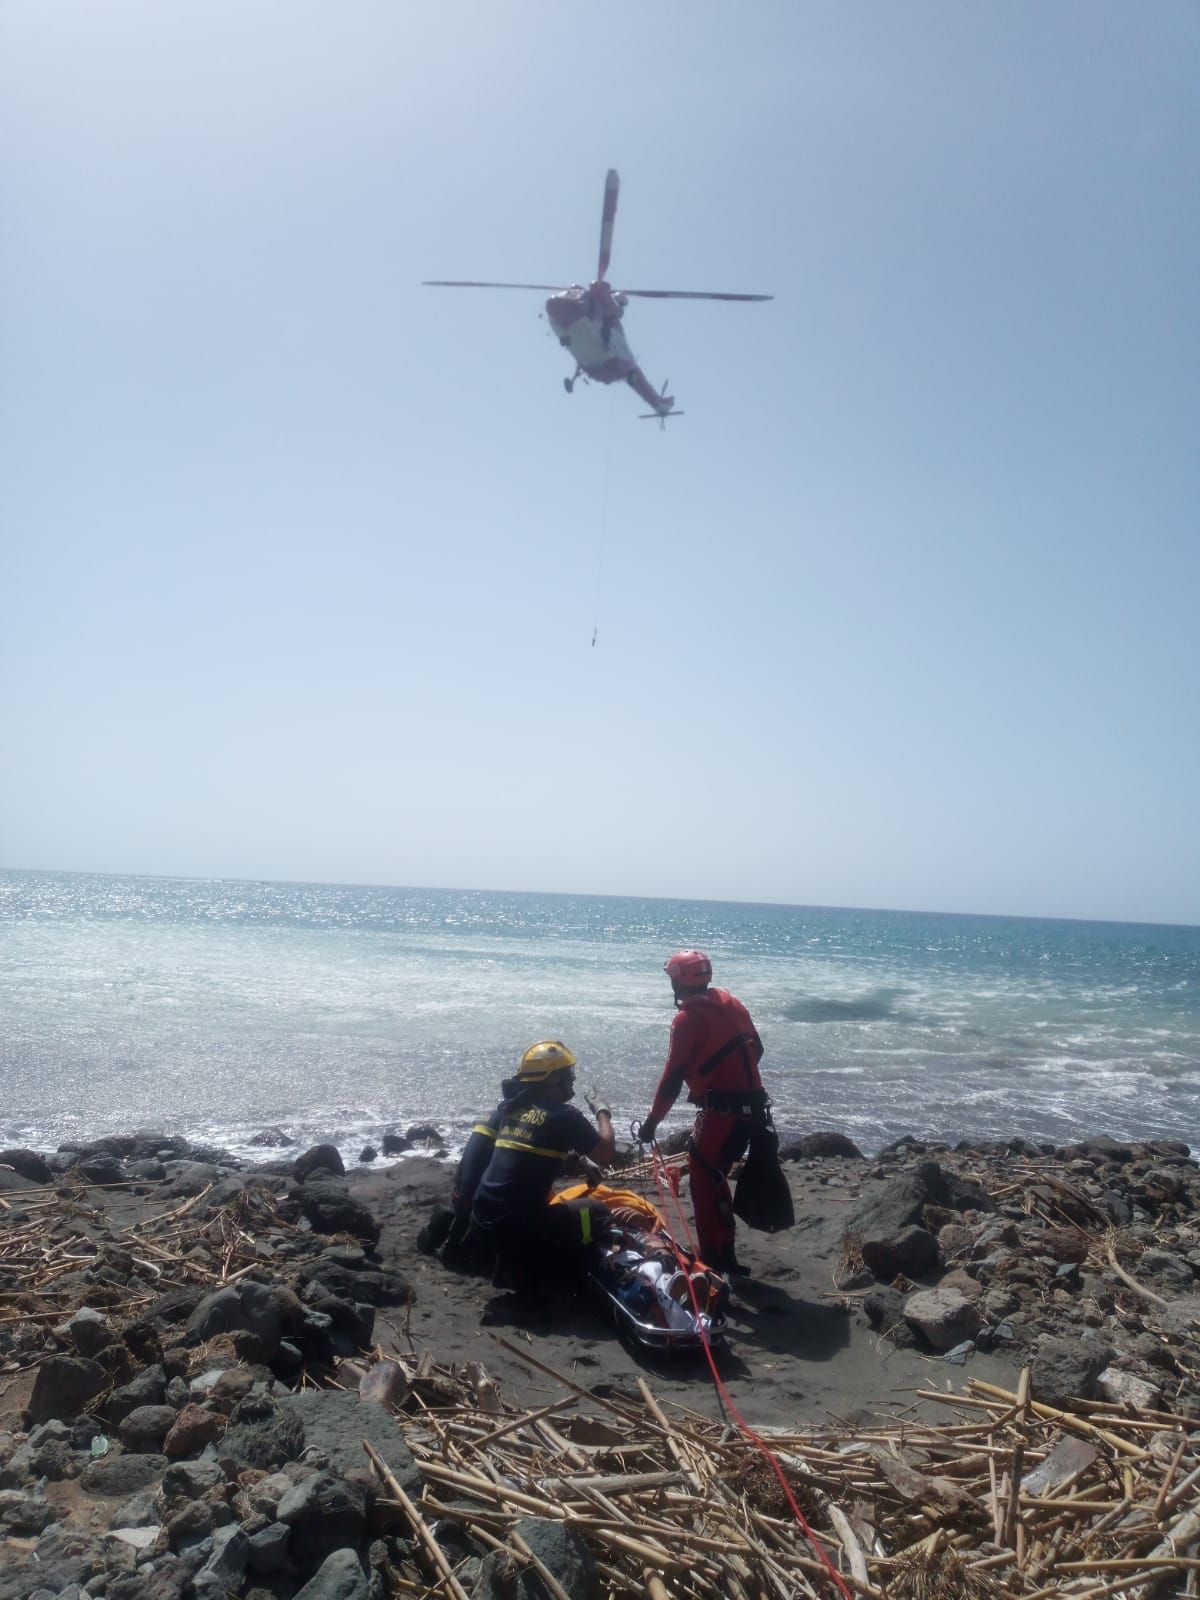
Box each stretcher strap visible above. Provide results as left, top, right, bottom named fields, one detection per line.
left=646, top=1142, right=855, bottom=1600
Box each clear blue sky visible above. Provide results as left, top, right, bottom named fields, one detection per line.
left=2, top=2, right=1197, bottom=924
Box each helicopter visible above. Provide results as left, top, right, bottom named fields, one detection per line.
left=424, top=170, right=772, bottom=423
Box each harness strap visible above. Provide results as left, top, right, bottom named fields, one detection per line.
left=695, top=1030, right=755, bottom=1080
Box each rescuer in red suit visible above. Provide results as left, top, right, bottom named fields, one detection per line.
left=635, top=950, right=767, bottom=1276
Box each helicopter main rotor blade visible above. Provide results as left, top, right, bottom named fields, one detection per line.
left=597, top=168, right=619, bottom=281
left=618, top=289, right=774, bottom=301
left=422, top=280, right=566, bottom=291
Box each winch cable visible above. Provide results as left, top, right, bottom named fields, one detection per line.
left=589, top=386, right=617, bottom=647
left=642, top=1138, right=857, bottom=1600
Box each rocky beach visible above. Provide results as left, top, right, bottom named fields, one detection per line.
left=2, top=1128, right=1199, bottom=1598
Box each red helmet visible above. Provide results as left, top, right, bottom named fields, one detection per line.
left=664, top=949, right=712, bottom=986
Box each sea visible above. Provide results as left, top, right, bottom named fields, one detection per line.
left=2, top=869, right=1198, bottom=1166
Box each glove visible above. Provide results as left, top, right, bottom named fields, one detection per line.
left=635, top=1119, right=658, bottom=1145
left=584, top=1085, right=611, bottom=1118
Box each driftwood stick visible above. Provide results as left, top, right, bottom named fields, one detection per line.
left=826, top=1503, right=869, bottom=1592
left=471, top=1397, right=576, bottom=1447
left=509, top=1528, right=575, bottom=1600
left=968, top=1380, right=1151, bottom=1460
left=1105, top=1243, right=1170, bottom=1308
left=363, top=1441, right=471, bottom=1600
left=636, top=1378, right=706, bottom=1495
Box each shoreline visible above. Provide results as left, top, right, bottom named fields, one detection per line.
left=2, top=1128, right=1198, bottom=1596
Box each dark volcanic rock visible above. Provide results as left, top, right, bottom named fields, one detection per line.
left=27, top=1356, right=109, bottom=1425
left=291, top=1547, right=370, bottom=1600
left=0, top=1147, right=53, bottom=1183
left=250, top=1126, right=296, bottom=1148
left=293, top=1143, right=346, bottom=1181
left=302, top=1259, right=412, bottom=1307
left=294, top=1179, right=381, bottom=1245
left=1031, top=1334, right=1113, bottom=1408
left=79, top=1452, right=168, bottom=1495
left=780, top=1132, right=864, bottom=1161
left=277, top=1388, right=421, bottom=1494
left=74, top=1153, right=129, bottom=1185
left=861, top=1224, right=938, bottom=1281
left=118, top=1404, right=178, bottom=1453
left=221, top=1396, right=306, bottom=1471
left=186, top=1283, right=283, bottom=1361
left=276, top=1469, right=367, bottom=1570
left=903, top=1286, right=983, bottom=1352
left=513, top=1517, right=600, bottom=1600
left=103, top=1363, right=167, bottom=1425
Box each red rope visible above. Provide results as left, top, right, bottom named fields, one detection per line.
left=645, top=1141, right=857, bottom=1600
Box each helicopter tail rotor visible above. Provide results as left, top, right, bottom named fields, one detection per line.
left=638, top=380, right=683, bottom=430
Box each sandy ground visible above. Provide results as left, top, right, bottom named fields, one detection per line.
left=353, top=1156, right=1022, bottom=1430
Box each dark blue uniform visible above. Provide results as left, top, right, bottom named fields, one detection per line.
left=470, top=1087, right=608, bottom=1295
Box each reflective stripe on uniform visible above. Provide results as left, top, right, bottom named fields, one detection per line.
left=580, top=1208, right=593, bottom=1245
left=472, top=1124, right=498, bottom=1139
left=494, top=1138, right=570, bottom=1160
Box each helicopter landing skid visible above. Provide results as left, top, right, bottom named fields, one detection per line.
left=563, top=366, right=585, bottom=395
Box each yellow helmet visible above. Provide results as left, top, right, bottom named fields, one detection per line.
left=518, top=1040, right=577, bottom=1082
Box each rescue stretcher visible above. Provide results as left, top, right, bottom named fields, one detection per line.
left=553, top=1183, right=729, bottom=1354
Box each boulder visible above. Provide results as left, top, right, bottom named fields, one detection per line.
left=277, top=1388, right=421, bottom=1495
left=512, top=1517, right=599, bottom=1600
left=277, top=1470, right=367, bottom=1571
left=79, top=1453, right=168, bottom=1496
left=186, top=1283, right=283, bottom=1362
left=380, top=1133, right=411, bottom=1155
left=292, top=1547, right=370, bottom=1600
left=193, top=1523, right=250, bottom=1600
left=903, top=1287, right=983, bottom=1352
left=0, top=1148, right=53, bottom=1183
left=166, top=1161, right=221, bottom=1196
left=295, top=1180, right=381, bottom=1245
left=780, top=1132, right=864, bottom=1161
left=861, top=1225, right=937, bottom=1282
left=302, top=1260, right=412, bottom=1308
left=27, top=1357, right=109, bottom=1425
left=221, top=1394, right=306, bottom=1472
left=163, top=1404, right=224, bottom=1457
left=118, top=1405, right=178, bottom=1453
left=61, top=1308, right=118, bottom=1359
left=293, top=1144, right=346, bottom=1182
left=1098, top=1368, right=1162, bottom=1410
left=1031, top=1335, right=1112, bottom=1408
left=405, top=1123, right=442, bottom=1145
left=73, top=1154, right=128, bottom=1185
left=247, top=1520, right=291, bottom=1575
left=1040, top=1228, right=1089, bottom=1264
left=1135, top=1249, right=1195, bottom=1295
left=249, top=1127, right=296, bottom=1148
left=103, top=1365, right=168, bottom=1425
left=161, top=1459, right=228, bottom=1501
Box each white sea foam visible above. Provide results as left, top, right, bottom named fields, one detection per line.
left=2, top=870, right=1198, bottom=1157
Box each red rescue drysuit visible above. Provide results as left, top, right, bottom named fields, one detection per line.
left=646, top=987, right=766, bottom=1271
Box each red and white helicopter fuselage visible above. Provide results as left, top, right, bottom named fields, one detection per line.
left=424, top=169, right=770, bottom=423
left=544, top=281, right=673, bottom=414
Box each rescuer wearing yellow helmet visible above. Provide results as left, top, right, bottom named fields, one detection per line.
left=465, top=1040, right=615, bottom=1314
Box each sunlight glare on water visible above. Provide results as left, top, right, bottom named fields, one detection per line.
left=1, top=870, right=1197, bottom=1162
